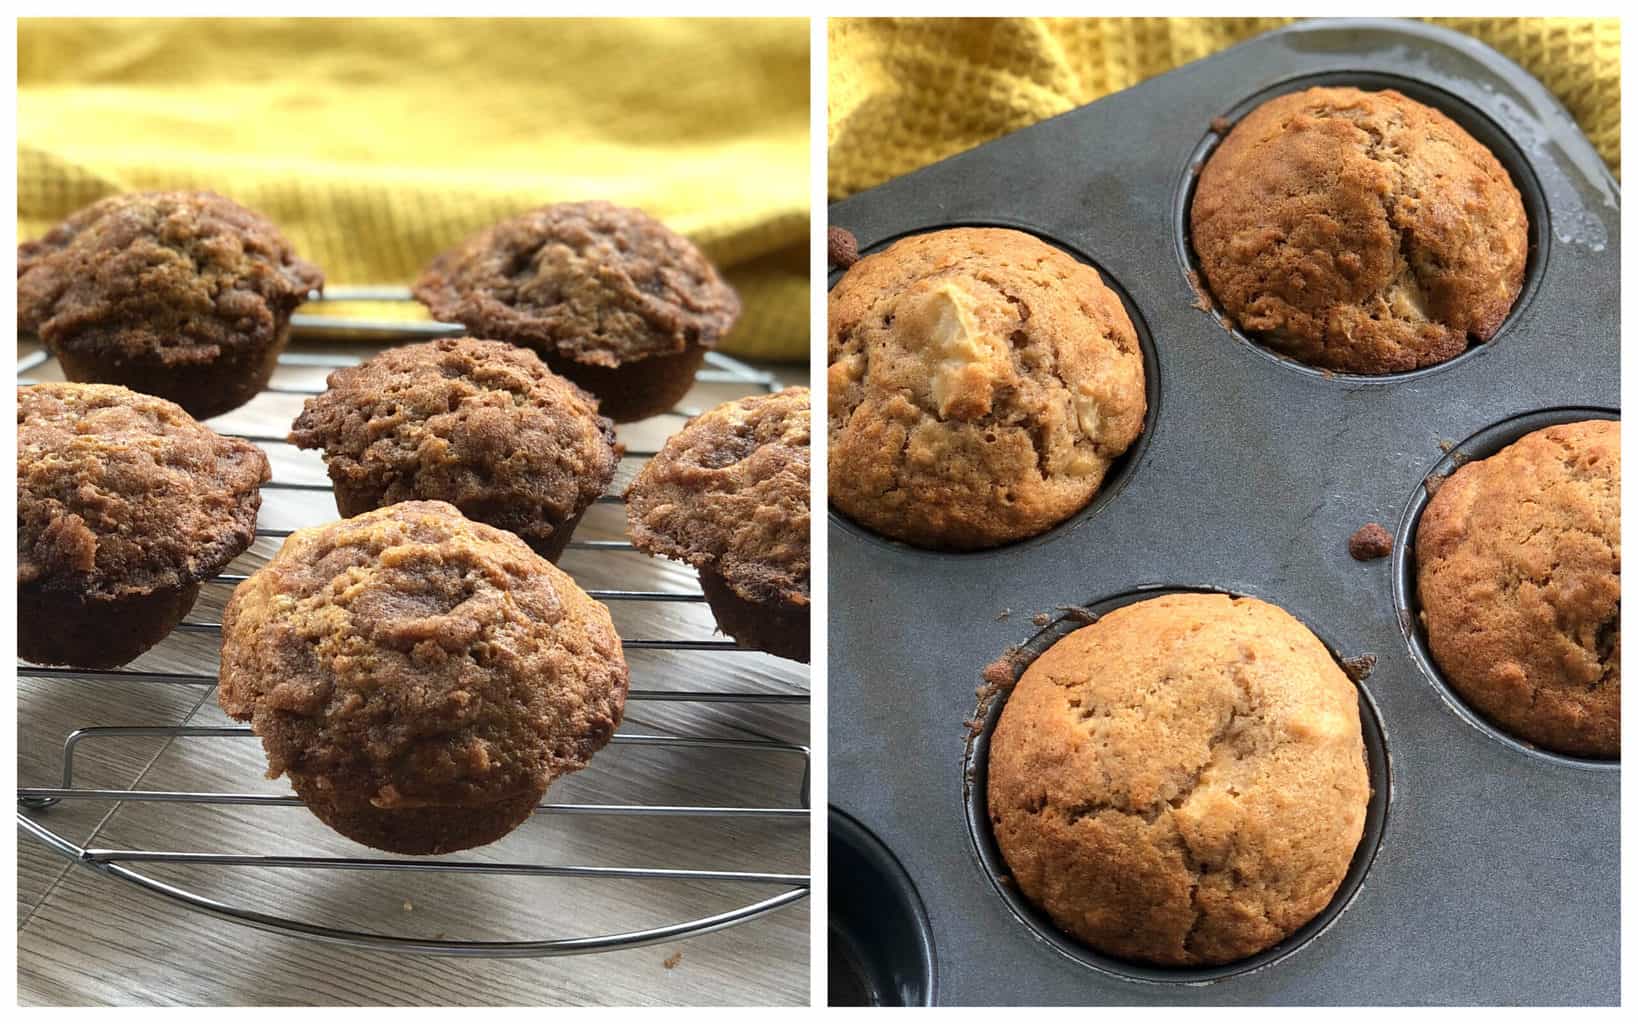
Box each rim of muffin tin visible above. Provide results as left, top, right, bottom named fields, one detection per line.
left=960, top=583, right=1392, bottom=986
left=825, top=220, right=1162, bottom=560
left=1390, top=405, right=1621, bottom=772
left=1171, top=68, right=1552, bottom=386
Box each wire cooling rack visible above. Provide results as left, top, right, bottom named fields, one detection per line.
left=16, top=287, right=810, bottom=958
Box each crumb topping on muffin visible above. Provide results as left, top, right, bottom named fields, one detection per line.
left=626, top=386, right=810, bottom=606
left=17, top=382, right=269, bottom=597
left=413, top=200, right=740, bottom=367
left=290, top=337, right=618, bottom=554
left=18, top=190, right=323, bottom=365
left=219, top=500, right=629, bottom=811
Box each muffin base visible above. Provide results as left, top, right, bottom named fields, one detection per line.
left=17, top=581, right=202, bottom=669
left=542, top=343, right=707, bottom=423
left=289, top=772, right=544, bottom=855
left=329, top=487, right=589, bottom=564
left=51, top=324, right=291, bottom=420
left=699, top=568, right=809, bottom=663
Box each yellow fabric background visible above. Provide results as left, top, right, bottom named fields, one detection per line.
left=829, top=17, right=1621, bottom=199
left=18, top=18, right=810, bottom=361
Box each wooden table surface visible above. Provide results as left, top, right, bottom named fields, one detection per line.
left=16, top=335, right=811, bottom=1007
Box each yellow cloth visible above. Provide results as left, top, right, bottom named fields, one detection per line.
left=18, top=18, right=810, bottom=362
left=830, top=17, right=1620, bottom=198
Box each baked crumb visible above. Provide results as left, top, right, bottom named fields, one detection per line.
left=1185, top=269, right=1214, bottom=313
left=828, top=226, right=859, bottom=269
left=663, top=951, right=683, bottom=970
left=1056, top=605, right=1101, bottom=625
left=1340, top=653, right=1377, bottom=682
left=1348, top=523, right=1393, bottom=560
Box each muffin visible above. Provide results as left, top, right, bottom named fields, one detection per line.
left=1191, top=87, right=1528, bottom=374
left=18, top=191, right=324, bottom=418
left=17, top=382, right=269, bottom=668
left=218, top=501, right=630, bottom=855
left=413, top=201, right=740, bottom=422
left=988, top=593, right=1370, bottom=967
left=1416, top=419, right=1619, bottom=758
left=289, top=337, right=618, bottom=561
left=828, top=227, right=1146, bottom=550
left=626, top=387, right=810, bottom=662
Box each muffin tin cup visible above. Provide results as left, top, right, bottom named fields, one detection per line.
left=1390, top=405, right=1621, bottom=771
left=828, top=808, right=937, bottom=1006
left=828, top=18, right=1618, bottom=1006
left=961, top=585, right=1392, bottom=987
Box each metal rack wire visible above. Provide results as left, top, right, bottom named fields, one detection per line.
left=16, top=288, right=811, bottom=958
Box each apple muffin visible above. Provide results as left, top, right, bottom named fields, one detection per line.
left=1192, top=87, right=1528, bottom=374
left=17, top=382, right=268, bottom=668
left=414, top=201, right=740, bottom=422
left=18, top=191, right=323, bottom=417
left=289, top=337, right=618, bottom=561
left=988, top=592, right=1370, bottom=966
left=626, top=387, right=810, bottom=662
left=828, top=227, right=1146, bottom=550
left=1416, top=419, right=1619, bottom=758
left=219, top=501, right=630, bottom=855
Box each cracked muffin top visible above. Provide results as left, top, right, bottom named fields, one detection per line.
left=413, top=201, right=741, bottom=367
left=1191, top=87, right=1528, bottom=374
left=18, top=191, right=323, bottom=366
left=988, top=592, right=1369, bottom=967
left=219, top=500, right=629, bottom=812
left=1416, top=419, right=1619, bottom=758
left=626, top=387, right=810, bottom=607
left=828, top=228, right=1146, bottom=550
left=18, top=382, right=269, bottom=599
left=289, top=337, right=618, bottom=554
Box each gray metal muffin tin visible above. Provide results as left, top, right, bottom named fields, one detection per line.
left=827, top=19, right=1619, bottom=1006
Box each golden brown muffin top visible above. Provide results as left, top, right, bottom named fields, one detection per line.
left=988, top=593, right=1369, bottom=966
left=626, top=387, right=810, bottom=606
left=828, top=228, right=1146, bottom=550
left=413, top=200, right=741, bottom=367
left=289, top=337, right=619, bottom=551
left=17, top=382, right=269, bottom=598
left=218, top=501, right=629, bottom=812
left=1416, top=419, right=1619, bottom=758
left=18, top=190, right=323, bottom=365
left=1191, top=87, right=1528, bottom=374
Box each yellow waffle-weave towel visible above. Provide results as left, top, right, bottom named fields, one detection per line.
left=830, top=17, right=1620, bottom=198
left=18, top=18, right=810, bottom=362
